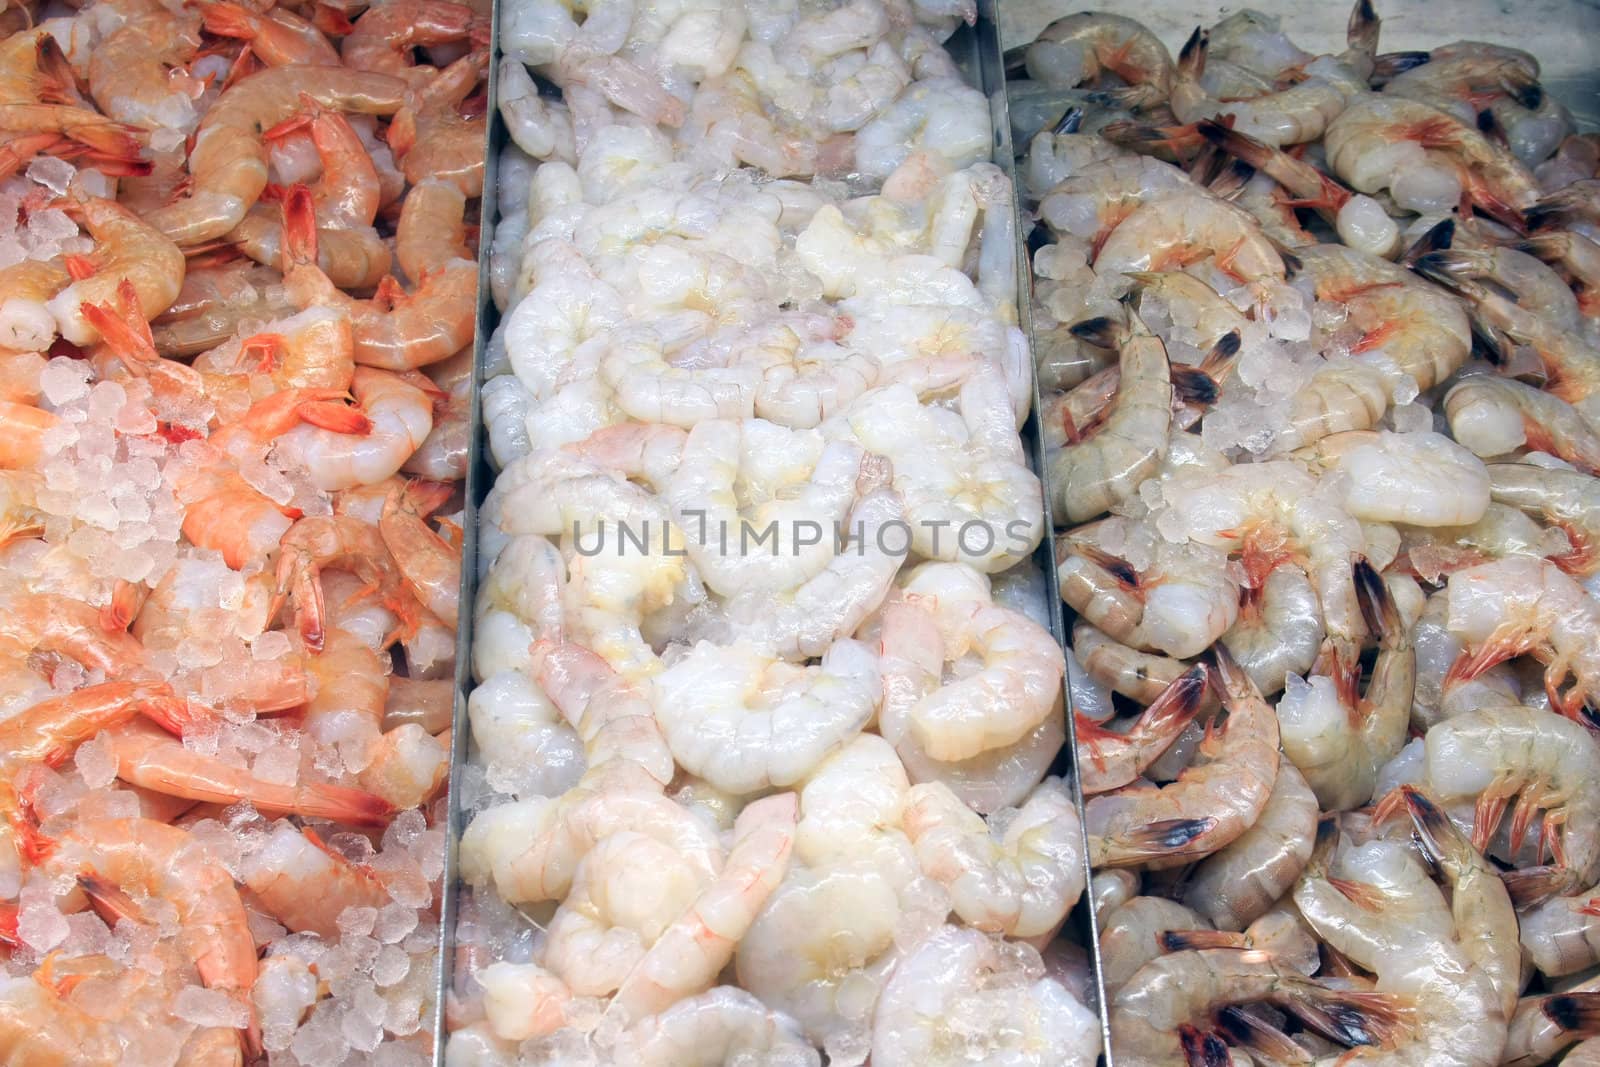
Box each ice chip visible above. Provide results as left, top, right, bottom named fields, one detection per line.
left=39, top=358, right=90, bottom=405
left=25, top=157, right=75, bottom=196
left=73, top=731, right=117, bottom=789
left=338, top=905, right=379, bottom=940
left=174, top=985, right=252, bottom=1029
left=375, top=902, right=419, bottom=945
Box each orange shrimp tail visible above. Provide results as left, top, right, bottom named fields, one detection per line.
left=198, top=1, right=260, bottom=40
left=32, top=38, right=77, bottom=106
left=237, top=333, right=285, bottom=374
left=62, top=120, right=144, bottom=165
left=139, top=693, right=219, bottom=737
left=280, top=183, right=320, bottom=268
left=79, top=285, right=160, bottom=368
left=1502, top=864, right=1578, bottom=909
left=0, top=901, right=17, bottom=947
left=1177, top=1024, right=1229, bottom=1066
left=403, top=478, right=456, bottom=518
left=1326, top=876, right=1385, bottom=911
left=312, top=3, right=355, bottom=35
left=298, top=399, right=374, bottom=435
left=63, top=254, right=96, bottom=281
left=77, top=871, right=146, bottom=926
left=297, top=781, right=396, bottom=828
left=99, top=579, right=145, bottom=633
left=0, top=132, right=66, bottom=180
left=387, top=107, right=419, bottom=160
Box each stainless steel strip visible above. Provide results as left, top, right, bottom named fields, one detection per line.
left=432, top=0, right=503, bottom=1056
left=971, top=1, right=1114, bottom=1061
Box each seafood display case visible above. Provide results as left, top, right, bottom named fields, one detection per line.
left=441, top=0, right=1600, bottom=1064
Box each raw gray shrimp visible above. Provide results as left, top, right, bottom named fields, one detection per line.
left=1487, top=461, right=1600, bottom=576
left=1056, top=515, right=1241, bottom=660
left=1181, top=755, right=1318, bottom=931
left=1094, top=190, right=1287, bottom=285
left=1086, top=646, right=1280, bottom=869
left=1076, top=663, right=1208, bottom=795
left=1222, top=562, right=1325, bottom=697
left=1276, top=561, right=1415, bottom=811
left=1294, top=824, right=1509, bottom=1065
left=1046, top=310, right=1173, bottom=524
left=1017, top=12, right=1173, bottom=111
left=1109, top=946, right=1405, bottom=1066
left=1444, top=373, right=1600, bottom=475
left=1099, top=894, right=1210, bottom=996
left=1520, top=889, right=1600, bottom=977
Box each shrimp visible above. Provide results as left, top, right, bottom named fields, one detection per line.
left=1100, top=895, right=1208, bottom=995
left=144, top=65, right=409, bottom=246
left=852, top=77, right=990, bottom=182
left=0, top=680, right=194, bottom=766
left=1445, top=557, right=1600, bottom=719
left=834, top=374, right=1045, bottom=573
left=664, top=420, right=867, bottom=597
left=651, top=637, right=878, bottom=795
left=1174, top=754, right=1317, bottom=933
left=278, top=366, right=435, bottom=492
left=1488, top=462, right=1600, bottom=576
left=0, top=592, right=146, bottom=677
left=191, top=305, right=356, bottom=397
left=1277, top=563, right=1413, bottom=812
left=1222, top=560, right=1325, bottom=697
left=1093, top=191, right=1287, bottom=284
left=1411, top=704, right=1600, bottom=892
left=1503, top=984, right=1600, bottom=1067
left=45, top=194, right=185, bottom=346
left=871, top=924, right=1101, bottom=1067
left=269, top=511, right=418, bottom=651
left=1019, top=12, right=1174, bottom=111
left=1038, top=155, right=1196, bottom=252
left=1444, top=374, right=1600, bottom=474
left=379, top=480, right=460, bottom=629
left=540, top=829, right=718, bottom=997
left=197, top=1, right=342, bottom=67
left=1294, top=825, right=1509, bottom=1065
left=283, top=186, right=477, bottom=371
left=1324, top=94, right=1539, bottom=226
left=1519, top=889, right=1600, bottom=977
left=1172, top=15, right=1370, bottom=147
left=474, top=961, right=571, bottom=1043
left=48, top=817, right=258, bottom=1036
left=902, top=776, right=1084, bottom=939
left=85, top=6, right=203, bottom=134
left=0, top=401, right=57, bottom=470
left=610, top=986, right=820, bottom=1067
left=397, top=179, right=472, bottom=282
left=1056, top=515, right=1241, bottom=659
left=340, top=0, right=483, bottom=85
left=238, top=822, right=393, bottom=940
left=1294, top=429, right=1491, bottom=528
left=102, top=720, right=396, bottom=827
left=1086, top=646, right=1280, bottom=868
left=1397, top=786, right=1520, bottom=1018
left=612, top=791, right=797, bottom=1019
left=387, top=49, right=489, bottom=198
left=262, top=95, right=382, bottom=232
left=1076, top=664, right=1209, bottom=794
left=149, top=261, right=296, bottom=359
left=1042, top=317, right=1182, bottom=517
left=1109, top=946, right=1403, bottom=1066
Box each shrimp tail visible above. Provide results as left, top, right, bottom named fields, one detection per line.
left=1345, top=0, right=1381, bottom=61
left=1286, top=982, right=1409, bottom=1050
left=1400, top=216, right=1455, bottom=264
left=1197, top=120, right=1351, bottom=217
left=1352, top=558, right=1398, bottom=641
left=1102, top=119, right=1206, bottom=161
left=281, top=183, right=319, bottom=269
left=1177, top=1024, right=1231, bottom=1067
left=1156, top=929, right=1248, bottom=951
left=297, top=399, right=374, bottom=435
left=99, top=579, right=146, bottom=633
left=1370, top=50, right=1432, bottom=86
left=1501, top=864, right=1581, bottom=909
left=1053, top=106, right=1085, bottom=135
left=80, top=280, right=160, bottom=370
left=1177, top=26, right=1207, bottom=81
left=1542, top=992, right=1600, bottom=1036
left=0, top=902, right=16, bottom=946
left=1398, top=785, right=1473, bottom=874
left=291, top=780, right=396, bottom=827
left=1215, top=1005, right=1316, bottom=1065
left=77, top=871, right=145, bottom=926
left=1171, top=329, right=1240, bottom=404
left=197, top=1, right=260, bottom=41
left=1105, top=816, right=1218, bottom=859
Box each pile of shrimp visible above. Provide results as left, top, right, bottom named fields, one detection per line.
left=451, top=1, right=1106, bottom=1065
left=1014, top=2, right=1600, bottom=1063
left=0, top=0, right=485, bottom=1061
